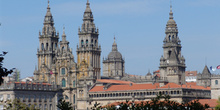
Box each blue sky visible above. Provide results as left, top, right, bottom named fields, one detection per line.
left=0, top=0, right=220, bottom=78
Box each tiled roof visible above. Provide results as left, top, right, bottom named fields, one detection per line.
left=190, top=99, right=218, bottom=108
left=186, top=82, right=197, bottom=86
left=89, top=83, right=159, bottom=92
left=185, top=71, right=197, bottom=76
left=153, top=70, right=160, bottom=73
left=160, top=83, right=210, bottom=90
left=97, top=79, right=133, bottom=84
left=89, top=82, right=210, bottom=92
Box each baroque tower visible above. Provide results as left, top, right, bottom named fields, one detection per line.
left=103, top=37, right=125, bottom=79
left=34, top=1, right=59, bottom=82
left=159, top=5, right=186, bottom=84
left=77, top=0, right=101, bottom=82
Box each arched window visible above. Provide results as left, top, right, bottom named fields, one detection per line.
left=49, top=104, right=52, bottom=110
left=62, top=79, right=66, bottom=87
left=73, top=80, right=76, bottom=87
left=51, top=42, right=54, bottom=51
left=215, top=80, right=218, bottom=85
left=46, top=43, right=48, bottom=50
left=81, top=40, right=84, bottom=46
left=168, top=35, right=171, bottom=41
left=65, top=95, right=69, bottom=99
left=39, top=104, right=42, bottom=109
left=73, top=95, right=75, bottom=104
left=61, top=68, right=65, bottom=75
left=62, top=46, right=64, bottom=51
left=41, top=43, right=44, bottom=50
left=95, top=40, right=97, bottom=46
left=55, top=43, right=57, bottom=49
left=44, top=104, right=47, bottom=110
left=86, top=40, right=88, bottom=44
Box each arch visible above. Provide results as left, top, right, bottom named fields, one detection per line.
left=46, top=43, right=48, bottom=50
left=171, top=91, right=173, bottom=94
left=51, top=42, right=54, bottom=50
left=81, top=40, right=84, bottom=47
left=61, top=68, right=65, bottom=75
left=41, top=43, right=44, bottom=50
left=95, top=40, right=97, bottom=46
left=73, top=80, right=76, bottom=87
left=62, top=78, right=66, bottom=87
left=55, top=43, right=57, bottom=49
left=44, top=104, right=47, bottom=110
left=65, top=95, right=69, bottom=99
left=216, top=80, right=218, bottom=85
left=168, top=35, right=171, bottom=41
left=62, top=46, right=65, bottom=51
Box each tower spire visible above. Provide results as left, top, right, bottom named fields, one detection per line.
left=169, top=1, right=173, bottom=20
left=63, top=25, right=65, bottom=35
left=112, top=36, right=117, bottom=51
left=62, top=25, right=66, bottom=41
left=48, top=0, right=50, bottom=8
left=85, top=0, right=91, bottom=12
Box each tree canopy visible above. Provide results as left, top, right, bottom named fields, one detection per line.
left=57, top=98, right=73, bottom=110
left=0, top=52, right=14, bottom=84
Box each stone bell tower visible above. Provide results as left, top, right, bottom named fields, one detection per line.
left=159, top=5, right=186, bottom=84
left=77, top=0, right=101, bottom=81
left=34, top=1, right=59, bottom=82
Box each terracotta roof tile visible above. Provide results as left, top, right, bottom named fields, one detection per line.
left=90, top=82, right=210, bottom=92
left=186, top=82, right=197, bottom=86
left=160, top=83, right=210, bottom=90
left=89, top=83, right=159, bottom=92
left=185, top=71, right=197, bottom=76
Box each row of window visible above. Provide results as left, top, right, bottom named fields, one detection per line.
left=16, top=94, right=52, bottom=102
left=89, top=91, right=181, bottom=98
left=41, top=43, right=57, bottom=51
left=61, top=79, right=76, bottom=88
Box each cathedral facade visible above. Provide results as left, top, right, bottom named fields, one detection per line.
left=0, top=1, right=213, bottom=110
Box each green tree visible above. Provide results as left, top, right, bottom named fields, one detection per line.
left=99, top=94, right=210, bottom=110
left=215, top=97, right=220, bottom=110
left=0, top=52, right=15, bottom=84
left=5, top=98, right=39, bottom=110
left=91, top=102, right=102, bottom=110
left=57, top=98, right=73, bottom=110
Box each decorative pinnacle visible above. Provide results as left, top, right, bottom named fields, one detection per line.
left=169, top=0, right=173, bottom=19
left=114, top=36, right=116, bottom=43
left=63, top=25, right=65, bottom=34
left=48, top=0, right=50, bottom=8
left=86, top=0, right=90, bottom=6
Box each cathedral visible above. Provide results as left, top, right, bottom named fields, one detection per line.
left=0, top=1, right=214, bottom=110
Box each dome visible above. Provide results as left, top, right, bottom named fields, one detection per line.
left=108, top=51, right=122, bottom=59
left=107, top=37, right=123, bottom=59
left=167, top=19, right=176, bottom=25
